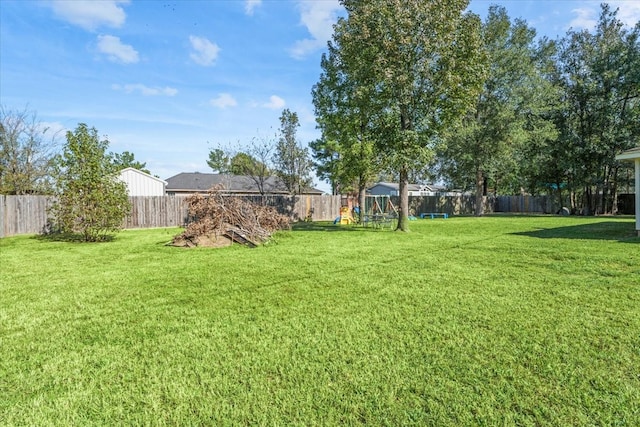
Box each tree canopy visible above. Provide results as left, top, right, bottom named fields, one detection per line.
left=316, top=0, right=485, bottom=229
left=312, top=2, right=639, bottom=218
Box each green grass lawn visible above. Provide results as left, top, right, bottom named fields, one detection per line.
left=1, top=216, right=639, bottom=425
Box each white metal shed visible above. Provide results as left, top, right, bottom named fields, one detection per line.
left=118, top=167, right=167, bottom=196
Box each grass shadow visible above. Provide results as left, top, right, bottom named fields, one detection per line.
left=513, top=221, right=639, bottom=243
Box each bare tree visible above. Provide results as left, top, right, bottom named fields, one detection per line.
left=0, top=106, right=60, bottom=194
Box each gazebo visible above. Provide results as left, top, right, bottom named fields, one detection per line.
left=616, top=147, right=640, bottom=236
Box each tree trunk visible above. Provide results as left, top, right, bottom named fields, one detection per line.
left=610, top=167, right=619, bottom=215
left=475, top=168, right=484, bottom=216
left=556, top=180, right=563, bottom=213
left=396, top=167, right=409, bottom=231
left=358, top=184, right=366, bottom=223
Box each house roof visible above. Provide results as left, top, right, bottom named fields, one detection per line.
left=616, top=147, right=640, bottom=161
left=165, top=172, right=324, bottom=195
left=119, top=167, right=167, bottom=185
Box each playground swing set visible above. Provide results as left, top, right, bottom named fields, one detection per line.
left=335, top=195, right=399, bottom=229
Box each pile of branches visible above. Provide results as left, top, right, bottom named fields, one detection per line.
left=172, top=185, right=290, bottom=247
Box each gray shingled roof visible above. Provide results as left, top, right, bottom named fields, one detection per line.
left=165, top=173, right=324, bottom=195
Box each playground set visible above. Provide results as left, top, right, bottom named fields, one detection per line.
left=335, top=195, right=399, bottom=229
left=335, top=195, right=449, bottom=227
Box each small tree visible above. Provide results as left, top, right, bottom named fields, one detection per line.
left=273, top=109, right=312, bottom=195
left=208, top=137, right=275, bottom=196
left=207, top=146, right=231, bottom=173
left=49, top=123, right=130, bottom=242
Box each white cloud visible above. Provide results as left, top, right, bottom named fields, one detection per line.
left=112, top=83, right=178, bottom=96
left=50, top=0, right=129, bottom=31
left=290, top=0, right=342, bottom=59
left=609, top=1, right=640, bottom=27
left=189, top=35, right=220, bottom=66
left=569, top=7, right=598, bottom=30
left=569, top=1, right=640, bottom=30
left=263, top=95, right=286, bottom=110
left=97, top=35, right=139, bottom=63
left=210, top=93, right=238, bottom=109
left=38, top=121, right=67, bottom=139
left=245, top=0, right=262, bottom=16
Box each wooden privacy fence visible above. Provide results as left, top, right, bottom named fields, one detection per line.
left=1, top=194, right=561, bottom=238
left=0, top=194, right=343, bottom=238
left=495, top=195, right=559, bottom=214
left=0, top=195, right=54, bottom=238
left=408, top=195, right=495, bottom=216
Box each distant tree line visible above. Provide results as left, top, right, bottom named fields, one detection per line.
left=311, top=2, right=639, bottom=222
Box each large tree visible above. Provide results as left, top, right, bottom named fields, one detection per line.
left=438, top=6, right=557, bottom=215
left=325, top=0, right=484, bottom=230
left=312, top=36, right=381, bottom=215
left=273, top=109, right=312, bottom=195
left=555, top=4, right=640, bottom=215
left=0, top=106, right=59, bottom=194
left=49, top=124, right=130, bottom=242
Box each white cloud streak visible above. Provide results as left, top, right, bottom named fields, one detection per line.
left=263, top=95, right=286, bottom=110
left=112, top=83, right=178, bottom=96
left=189, top=35, right=220, bottom=66
left=97, top=35, right=139, bottom=63
left=290, top=0, right=342, bottom=59
left=245, top=0, right=262, bottom=16
left=210, top=93, right=238, bottom=109
left=50, top=0, right=129, bottom=31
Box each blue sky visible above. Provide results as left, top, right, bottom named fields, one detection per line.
left=1, top=1, right=639, bottom=191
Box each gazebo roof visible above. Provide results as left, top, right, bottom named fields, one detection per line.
left=616, top=147, right=640, bottom=161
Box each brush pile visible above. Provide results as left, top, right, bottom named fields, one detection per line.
left=172, top=185, right=290, bottom=248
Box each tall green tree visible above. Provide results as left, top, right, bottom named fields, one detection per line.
left=439, top=6, right=557, bottom=215
left=327, top=0, right=484, bottom=230
left=309, top=137, right=342, bottom=195
left=0, top=106, right=59, bottom=194
left=49, top=124, right=130, bottom=242
left=312, top=37, right=381, bottom=213
left=273, top=109, right=312, bottom=195
left=555, top=4, right=640, bottom=214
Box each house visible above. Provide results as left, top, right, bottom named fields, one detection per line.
left=119, top=167, right=167, bottom=196
left=367, top=182, right=448, bottom=197
left=615, top=147, right=640, bottom=236
left=165, top=172, right=324, bottom=196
